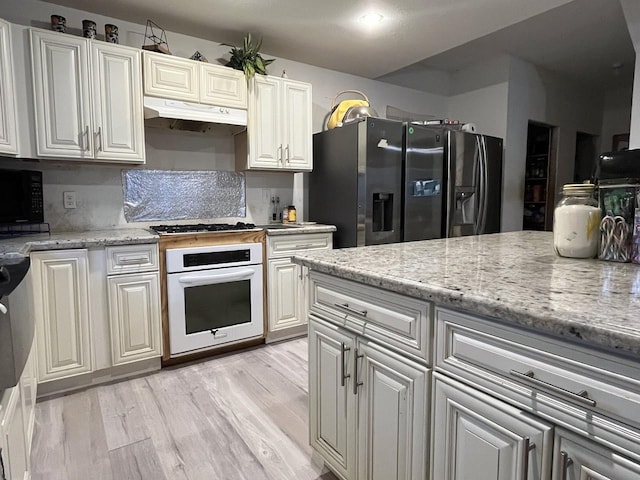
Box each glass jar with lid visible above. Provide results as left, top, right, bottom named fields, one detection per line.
left=553, top=183, right=601, bottom=258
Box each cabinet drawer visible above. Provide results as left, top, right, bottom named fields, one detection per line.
left=310, top=272, right=431, bottom=363
left=268, top=232, right=332, bottom=258
left=436, top=307, right=640, bottom=430
left=106, top=244, right=158, bottom=274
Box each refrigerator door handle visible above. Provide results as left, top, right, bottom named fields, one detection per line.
left=478, top=136, right=489, bottom=234
left=473, top=135, right=482, bottom=235
left=473, top=135, right=489, bottom=235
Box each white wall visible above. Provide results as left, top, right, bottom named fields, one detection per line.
left=0, top=0, right=448, bottom=231
left=620, top=0, right=640, bottom=148
left=501, top=56, right=604, bottom=232
left=601, top=87, right=633, bottom=152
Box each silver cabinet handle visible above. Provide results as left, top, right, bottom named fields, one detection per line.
left=278, top=144, right=283, bottom=163
left=521, top=438, right=536, bottom=480
left=559, top=451, right=573, bottom=480
left=84, top=125, right=90, bottom=151
left=353, top=348, right=364, bottom=395
left=96, top=126, right=102, bottom=152
left=117, top=256, right=149, bottom=265
left=340, top=342, right=350, bottom=387
left=285, top=144, right=290, bottom=163
left=510, top=370, right=596, bottom=407
left=335, top=303, right=368, bottom=318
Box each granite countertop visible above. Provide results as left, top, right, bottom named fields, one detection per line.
left=293, top=231, right=640, bottom=357
left=261, top=223, right=336, bottom=236
left=0, top=228, right=159, bottom=261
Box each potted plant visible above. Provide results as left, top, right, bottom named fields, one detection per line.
left=222, top=33, right=275, bottom=80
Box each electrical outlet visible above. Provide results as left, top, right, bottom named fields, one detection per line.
left=63, top=191, right=77, bottom=209
left=262, top=188, right=271, bottom=203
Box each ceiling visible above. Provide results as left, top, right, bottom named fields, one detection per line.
left=42, top=0, right=635, bottom=91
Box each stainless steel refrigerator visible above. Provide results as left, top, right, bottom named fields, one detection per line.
left=309, top=118, right=503, bottom=248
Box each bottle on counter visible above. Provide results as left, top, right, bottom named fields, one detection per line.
left=288, top=205, right=297, bottom=223
left=553, top=183, right=601, bottom=258
left=282, top=206, right=290, bottom=224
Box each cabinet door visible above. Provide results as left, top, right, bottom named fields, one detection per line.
left=0, top=387, right=28, bottom=480
left=30, top=30, right=92, bottom=158
left=248, top=75, right=282, bottom=168
left=19, top=342, right=36, bottom=458
left=143, top=51, right=199, bottom=102
left=31, top=250, right=92, bottom=382
left=432, top=373, right=553, bottom=480
left=268, top=258, right=304, bottom=332
left=91, top=42, right=145, bottom=163
left=357, top=340, right=429, bottom=480
left=0, top=19, right=18, bottom=155
left=200, top=63, right=247, bottom=108
left=552, top=429, right=640, bottom=480
left=108, top=272, right=161, bottom=365
left=282, top=79, right=312, bottom=171
left=309, top=317, right=357, bottom=480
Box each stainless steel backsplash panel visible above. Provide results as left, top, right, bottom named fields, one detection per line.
left=122, top=169, right=246, bottom=222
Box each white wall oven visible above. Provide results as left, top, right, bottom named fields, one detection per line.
left=166, top=242, right=263, bottom=356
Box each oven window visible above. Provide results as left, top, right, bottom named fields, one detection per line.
left=184, top=280, right=251, bottom=334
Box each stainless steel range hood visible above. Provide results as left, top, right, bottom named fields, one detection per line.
left=143, top=97, right=247, bottom=132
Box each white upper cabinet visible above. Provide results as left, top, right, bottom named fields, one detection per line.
left=30, top=29, right=145, bottom=163
left=143, top=52, right=199, bottom=102
left=30, top=30, right=91, bottom=158
left=91, top=42, right=145, bottom=162
left=237, top=75, right=313, bottom=172
left=200, top=62, right=247, bottom=108
left=143, top=51, right=247, bottom=108
left=282, top=80, right=312, bottom=170
left=0, top=18, right=19, bottom=156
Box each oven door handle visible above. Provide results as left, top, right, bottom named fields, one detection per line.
left=177, top=269, right=255, bottom=286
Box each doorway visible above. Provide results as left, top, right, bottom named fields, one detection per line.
left=573, top=132, right=598, bottom=183
left=523, top=122, right=556, bottom=231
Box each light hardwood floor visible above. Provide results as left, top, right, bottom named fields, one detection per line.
left=30, top=338, right=338, bottom=480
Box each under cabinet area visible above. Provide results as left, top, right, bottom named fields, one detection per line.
left=266, top=231, right=332, bottom=342
left=30, top=244, right=161, bottom=397
left=308, top=272, right=431, bottom=480
left=30, top=29, right=145, bottom=162
left=236, top=75, right=312, bottom=171
left=0, top=18, right=19, bottom=156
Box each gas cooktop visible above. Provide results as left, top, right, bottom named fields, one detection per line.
left=150, top=222, right=257, bottom=235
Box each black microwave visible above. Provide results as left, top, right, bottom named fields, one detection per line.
left=0, top=169, right=44, bottom=224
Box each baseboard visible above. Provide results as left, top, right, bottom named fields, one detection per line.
left=36, top=357, right=161, bottom=399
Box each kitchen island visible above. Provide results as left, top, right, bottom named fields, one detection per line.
left=293, top=230, right=640, bottom=356
left=294, top=231, right=640, bottom=480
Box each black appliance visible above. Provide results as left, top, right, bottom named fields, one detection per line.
left=149, top=222, right=257, bottom=235
left=0, top=257, right=33, bottom=389
left=309, top=118, right=503, bottom=248
left=592, top=148, right=640, bottom=184
left=0, top=169, right=44, bottom=224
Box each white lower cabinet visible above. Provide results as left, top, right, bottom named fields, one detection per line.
left=432, top=372, right=553, bottom=480
left=31, top=249, right=92, bottom=383
left=107, top=272, right=161, bottom=365
left=552, top=429, right=640, bottom=480
left=266, top=232, right=333, bottom=341
left=31, top=244, right=162, bottom=396
left=0, top=386, right=27, bottom=480
left=309, top=315, right=429, bottom=480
